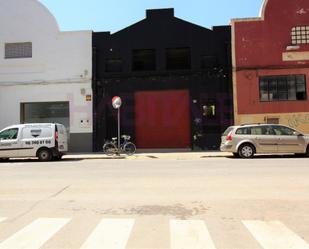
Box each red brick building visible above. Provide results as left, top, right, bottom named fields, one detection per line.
left=232, top=0, right=309, bottom=132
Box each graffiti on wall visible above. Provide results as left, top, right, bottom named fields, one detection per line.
left=287, top=114, right=309, bottom=128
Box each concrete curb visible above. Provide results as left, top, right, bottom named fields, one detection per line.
left=63, top=152, right=230, bottom=160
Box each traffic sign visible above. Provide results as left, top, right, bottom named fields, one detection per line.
left=112, top=96, right=122, bottom=109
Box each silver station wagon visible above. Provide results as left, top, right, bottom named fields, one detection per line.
left=220, top=124, right=309, bottom=158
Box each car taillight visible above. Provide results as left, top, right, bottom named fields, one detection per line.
left=226, top=131, right=233, bottom=141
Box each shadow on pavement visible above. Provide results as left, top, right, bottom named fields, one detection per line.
left=0, top=158, right=84, bottom=164
left=225, top=154, right=308, bottom=159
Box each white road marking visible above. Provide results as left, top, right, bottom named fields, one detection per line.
left=80, top=218, right=135, bottom=249
left=0, top=218, right=70, bottom=249
left=0, top=218, right=7, bottom=223
left=170, top=220, right=217, bottom=249
left=243, top=220, right=309, bottom=249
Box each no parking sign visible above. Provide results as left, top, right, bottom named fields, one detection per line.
left=112, top=96, right=122, bottom=150
left=112, top=96, right=122, bottom=109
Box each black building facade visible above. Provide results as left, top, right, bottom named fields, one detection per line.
left=93, top=8, right=233, bottom=151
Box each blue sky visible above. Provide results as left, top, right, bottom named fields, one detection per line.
left=39, top=0, right=264, bottom=33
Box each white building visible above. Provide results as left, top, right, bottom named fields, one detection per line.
left=0, top=0, right=93, bottom=152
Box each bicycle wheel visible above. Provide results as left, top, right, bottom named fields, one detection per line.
left=123, top=142, right=136, bottom=156
left=103, top=142, right=117, bottom=156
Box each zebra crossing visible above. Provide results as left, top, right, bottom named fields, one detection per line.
left=80, top=219, right=135, bottom=249
left=0, top=216, right=309, bottom=249
left=243, top=220, right=309, bottom=249
left=0, top=218, right=70, bottom=249
left=170, top=220, right=216, bottom=249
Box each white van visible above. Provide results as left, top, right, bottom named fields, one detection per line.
left=0, top=123, right=68, bottom=161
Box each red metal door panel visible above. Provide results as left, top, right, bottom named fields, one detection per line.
left=135, top=90, right=190, bottom=148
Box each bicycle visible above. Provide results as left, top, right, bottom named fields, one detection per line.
left=103, top=135, right=136, bottom=156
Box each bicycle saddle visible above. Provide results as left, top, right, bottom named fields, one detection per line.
left=122, top=135, right=130, bottom=140
left=112, top=137, right=117, bottom=141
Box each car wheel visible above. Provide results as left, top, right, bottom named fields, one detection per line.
left=238, top=144, right=255, bottom=159
left=38, top=148, right=52, bottom=161
left=0, top=158, right=9, bottom=162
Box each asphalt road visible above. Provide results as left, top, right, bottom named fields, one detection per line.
left=0, top=157, right=309, bottom=249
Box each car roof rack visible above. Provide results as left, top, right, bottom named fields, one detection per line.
left=240, top=123, right=266, bottom=126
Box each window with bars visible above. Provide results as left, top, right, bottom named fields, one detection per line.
left=5, top=42, right=32, bottom=59
left=291, top=26, right=309, bottom=45
left=259, top=75, right=307, bottom=102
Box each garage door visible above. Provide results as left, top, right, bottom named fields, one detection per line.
left=135, top=90, right=191, bottom=148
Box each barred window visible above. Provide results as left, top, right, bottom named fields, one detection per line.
left=291, top=26, right=309, bottom=45
left=5, top=42, right=32, bottom=59
left=259, top=75, right=307, bottom=102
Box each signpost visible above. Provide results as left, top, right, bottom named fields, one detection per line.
left=112, top=96, right=122, bottom=153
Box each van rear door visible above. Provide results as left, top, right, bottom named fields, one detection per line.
left=56, top=124, right=68, bottom=152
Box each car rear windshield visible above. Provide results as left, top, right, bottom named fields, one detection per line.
left=222, top=127, right=235, bottom=136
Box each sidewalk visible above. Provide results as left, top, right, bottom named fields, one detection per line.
left=64, top=151, right=230, bottom=160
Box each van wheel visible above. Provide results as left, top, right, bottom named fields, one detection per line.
left=38, top=149, right=52, bottom=161
left=0, top=158, right=9, bottom=162
left=238, top=144, right=255, bottom=159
